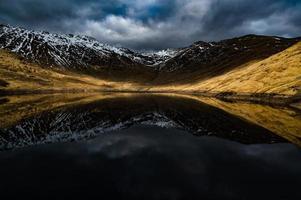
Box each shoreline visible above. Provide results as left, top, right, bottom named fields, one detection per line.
left=1, top=89, right=300, bottom=107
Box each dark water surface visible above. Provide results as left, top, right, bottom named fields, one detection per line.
left=0, top=93, right=300, bottom=199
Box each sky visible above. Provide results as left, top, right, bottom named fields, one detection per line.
left=0, top=0, right=300, bottom=50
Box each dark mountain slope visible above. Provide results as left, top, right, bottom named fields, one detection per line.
left=152, top=35, right=301, bottom=85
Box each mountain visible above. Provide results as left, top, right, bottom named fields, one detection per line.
left=0, top=24, right=182, bottom=69
left=0, top=23, right=301, bottom=102
left=0, top=24, right=172, bottom=68
left=1, top=24, right=298, bottom=75
left=0, top=24, right=169, bottom=83
left=152, top=35, right=300, bottom=85
left=157, top=41, right=301, bottom=100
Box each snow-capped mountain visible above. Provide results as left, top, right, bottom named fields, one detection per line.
left=0, top=24, right=179, bottom=70
left=0, top=23, right=300, bottom=77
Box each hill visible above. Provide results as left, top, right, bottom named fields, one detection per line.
left=0, top=49, right=139, bottom=93
left=185, top=42, right=301, bottom=97
left=152, top=35, right=300, bottom=85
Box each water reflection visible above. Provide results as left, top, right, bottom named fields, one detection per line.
left=0, top=126, right=300, bottom=199
left=196, top=97, right=301, bottom=146
left=0, top=93, right=300, bottom=150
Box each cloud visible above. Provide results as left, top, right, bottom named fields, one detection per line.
left=0, top=0, right=300, bottom=50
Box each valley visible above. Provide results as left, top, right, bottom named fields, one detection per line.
left=0, top=24, right=301, bottom=105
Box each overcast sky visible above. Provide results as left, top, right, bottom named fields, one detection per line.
left=0, top=0, right=300, bottom=50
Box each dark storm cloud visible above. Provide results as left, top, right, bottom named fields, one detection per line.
left=0, top=0, right=300, bottom=50
left=0, top=0, right=127, bottom=31
left=197, top=0, right=301, bottom=40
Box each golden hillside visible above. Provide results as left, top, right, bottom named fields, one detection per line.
left=0, top=50, right=138, bottom=93
left=1, top=41, right=301, bottom=103
left=183, top=42, right=301, bottom=96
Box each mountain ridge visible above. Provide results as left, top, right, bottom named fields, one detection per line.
left=1, top=23, right=301, bottom=104
left=0, top=24, right=176, bottom=68
left=1, top=24, right=299, bottom=72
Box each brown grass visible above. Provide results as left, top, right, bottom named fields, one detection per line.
left=146, top=42, right=301, bottom=98
left=185, top=42, right=301, bottom=95
left=1, top=42, right=301, bottom=101
left=0, top=50, right=138, bottom=93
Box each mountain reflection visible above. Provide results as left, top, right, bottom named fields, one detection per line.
left=1, top=126, right=301, bottom=199
left=0, top=93, right=300, bottom=150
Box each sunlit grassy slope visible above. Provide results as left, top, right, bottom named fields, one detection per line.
left=147, top=42, right=301, bottom=100
left=0, top=50, right=138, bottom=93
left=1, top=42, right=301, bottom=101
left=177, top=42, right=301, bottom=96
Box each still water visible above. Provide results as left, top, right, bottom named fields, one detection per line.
left=0, top=93, right=300, bottom=199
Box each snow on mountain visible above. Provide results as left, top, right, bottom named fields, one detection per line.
left=141, top=49, right=180, bottom=65
left=1, top=24, right=300, bottom=74
left=0, top=24, right=179, bottom=69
